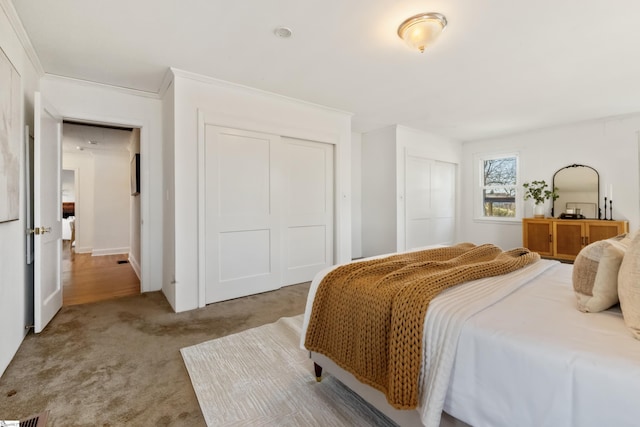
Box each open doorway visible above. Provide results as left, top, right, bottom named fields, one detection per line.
left=61, top=121, right=141, bottom=305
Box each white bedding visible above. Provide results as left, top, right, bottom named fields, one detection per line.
left=301, top=256, right=640, bottom=427
left=445, top=262, right=640, bottom=427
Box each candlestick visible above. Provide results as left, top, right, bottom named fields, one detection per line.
left=603, top=197, right=608, bottom=220
left=610, top=199, right=613, bottom=221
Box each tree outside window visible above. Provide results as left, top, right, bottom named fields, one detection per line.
left=482, top=156, right=517, bottom=217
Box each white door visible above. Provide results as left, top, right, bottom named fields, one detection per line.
left=405, top=154, right=456, bottom=250
left=33, top=92, right=63, bottom=333
left=282, top=137, right=333, bottom=284
left=430, top=160, right=456, bottom=243
left=405, top=154, right=432, bottom=250
left=204, top=126, right=284, bottom=303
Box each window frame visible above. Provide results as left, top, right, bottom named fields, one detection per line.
left=474, top=152, right=521, bottom=223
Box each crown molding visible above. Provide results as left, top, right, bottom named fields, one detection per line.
left=169, top=67, right=353, bottom=117
left=43, top=73, right=161, bottom=99
left=0, top=0, right=45, bottom=76
left=158, top=67, right=174, bottom=98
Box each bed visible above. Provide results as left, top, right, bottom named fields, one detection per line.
left=300, top=244, right=640, bottom=427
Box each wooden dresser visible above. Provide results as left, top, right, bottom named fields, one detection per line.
left=522, top=218, right=629, bottom=261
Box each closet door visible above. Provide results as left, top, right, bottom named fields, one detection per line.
left=405, top=154, right=433, bottom=250
left=430, top=160, right=456, bottom=244
left=281, top=137, right=334, bottom=285
left=204, top=126, right=283, bottom=303
left=404, top=153, right=456, bottom=250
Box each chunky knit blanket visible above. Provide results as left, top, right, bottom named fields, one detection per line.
left=304, top=243, right=540, bottom=409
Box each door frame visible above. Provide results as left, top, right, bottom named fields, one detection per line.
left=41, top=113, right=150, bottom=293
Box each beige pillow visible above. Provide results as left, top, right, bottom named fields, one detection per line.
left=573, top=236, right=629, bottom=312
left=621, top=229, right=638, bottom=246
left=618, top=232, right=640, bottom=339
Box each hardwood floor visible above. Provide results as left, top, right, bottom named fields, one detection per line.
left=62, top=241, right=140, bottom=306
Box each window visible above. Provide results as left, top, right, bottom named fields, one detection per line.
left=480, top=155, right=518, bottom=218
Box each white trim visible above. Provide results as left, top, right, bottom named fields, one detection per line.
left=158, top=68, right=174, bottom=99
left=57, top=113, right=151, bottom=294
left=43, top=73, right=161, bottom=99
left=128, top=254, right=141, bottom=280
left=197, top=110, right=206, bottom=308
left=170, top=67, right=353, bottom=117
left=472, top=217, right=522, bottom=225
left=92, top=247, right=130, bottom=256
left=0, top=0, right=45, bottom=76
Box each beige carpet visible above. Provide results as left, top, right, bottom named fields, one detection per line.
left=181, top=315, right=396, bottom=426
left=0, top=284, right=311, bottom=426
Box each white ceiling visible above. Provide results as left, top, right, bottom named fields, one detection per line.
left=11, top=0, right=640, bottom=141
left=62, top=123, right=132, bottom=153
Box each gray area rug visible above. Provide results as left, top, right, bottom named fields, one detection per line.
left=181, top=315, right=396, bottom=426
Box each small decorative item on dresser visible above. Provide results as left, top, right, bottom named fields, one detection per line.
left=523, top=180, right=559, bottom=218
left=610, top=199, right=614, bottom=221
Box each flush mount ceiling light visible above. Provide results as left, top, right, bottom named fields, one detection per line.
left=397, top=12, right=447, bottom=53
left=273, top=27, right=292, bottom=38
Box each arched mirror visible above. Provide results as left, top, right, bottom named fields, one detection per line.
left=552, top=164, right=599, bottom=218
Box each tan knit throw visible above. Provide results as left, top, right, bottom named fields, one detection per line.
left=304, top=243, right=540, bottom=409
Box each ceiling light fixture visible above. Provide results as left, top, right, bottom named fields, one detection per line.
left=397, top=12, right=447, bottom=53
left=273, top=27, right=292, bottom=38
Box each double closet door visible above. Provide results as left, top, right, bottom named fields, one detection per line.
left=204, top=126, right=334, bottom=304
left=403, top=153, right=456, bottom=251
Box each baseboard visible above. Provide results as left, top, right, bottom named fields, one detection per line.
left=91, top=247, right=130, bottom=257
left=128, top=254, right=141, bottom=280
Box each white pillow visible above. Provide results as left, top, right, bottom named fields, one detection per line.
left=618, top=232, right=640, bottom=339
left=573, top=235, right=629, bottom=312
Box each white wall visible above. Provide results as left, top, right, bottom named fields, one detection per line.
left=460, top=114, right=640, bottom=249
left=92, top=151, right=130, bottom=255
left=0, top=0, right=41, bottom=377
left=40, top=75, right=163, bottom=293
left=361, top=126, right=397, bottom=257
left=167, top=69, right=352, bottom=312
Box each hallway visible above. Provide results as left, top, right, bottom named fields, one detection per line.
left=62, top=242, right=140, bottom=306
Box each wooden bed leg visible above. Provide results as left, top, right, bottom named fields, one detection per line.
left=314, top=362, right=323, bottom=382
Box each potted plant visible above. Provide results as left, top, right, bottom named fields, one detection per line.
left=523, top=180, right=559, bottom=218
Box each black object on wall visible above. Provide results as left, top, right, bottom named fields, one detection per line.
left=131, top=153, right=140, bottom=196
